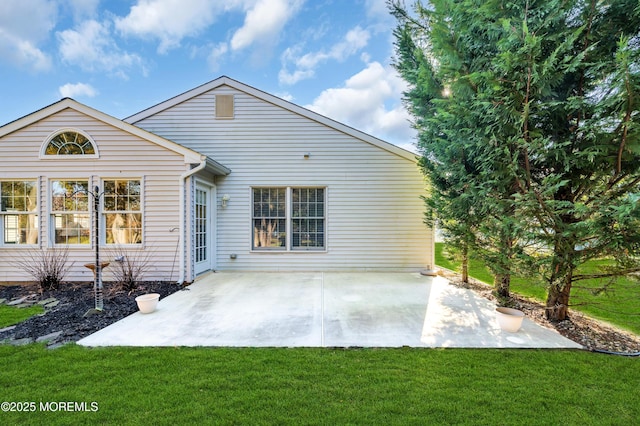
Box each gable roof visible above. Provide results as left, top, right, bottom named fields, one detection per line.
left=124, top=76, right=417, bottom=163
left=0, top=98, right=230, bottom=175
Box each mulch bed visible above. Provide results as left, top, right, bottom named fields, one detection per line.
left=0, top=281, right=183, bottom=348
left=442, top=270, right=640, bottom=355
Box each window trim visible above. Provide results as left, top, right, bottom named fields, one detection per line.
left=291, top=187, right=326, bottom=251
left=251, top=187, right=287, bottom=251
left=250, top=186, right=327, bottom=253
left=102, top=178, right=143, bottom=246
left=0, top=179, right=39, bottom=246
left=49, top=179, right=91, bottom=246
left=40, top=128, right=99, bottom=159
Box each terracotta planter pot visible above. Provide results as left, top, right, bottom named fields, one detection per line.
left=135, top=293, right=160, bottom=314
left=495, top=307, right=525, bottom=332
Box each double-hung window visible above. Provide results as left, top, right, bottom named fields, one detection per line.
left=103, top=179, right=142, bottom=244
left=252, top=187, right=325, bottom=251
left=51, top=180, right=90, bottom=245
left=291, top=188, right=325, bottom=250
left=252, top=188, right=287, bottom=249
left=1, top=180, right=38, bottom=245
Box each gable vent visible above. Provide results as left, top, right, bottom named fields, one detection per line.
left=215, top=94, right=234, bottom=119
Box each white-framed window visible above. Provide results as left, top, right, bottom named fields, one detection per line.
left=252, top=187, right=325, bottom=251
left=291, top=188, right=325, bottom=250
left=252, top=188, right=286, bottom=249
left=0, top=180, right=38, bottom=245
left=51, top=180, right=90, bottom=245
left=40, top=129, right=99, bottom=158
left=103, top=179, right=142, bottom=245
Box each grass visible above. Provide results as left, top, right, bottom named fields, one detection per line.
left=0, top=305, right=44, bottom=328
left=435, top=243, right=640, bottom=335
left=0, top=344, right=638, bottom=425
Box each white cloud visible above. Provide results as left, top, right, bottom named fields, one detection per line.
left=0, top=0, right=56, bottom=71
left=66, top=0, right=100, bottom=21
left=230, top=0, right=303, bottom=51
left=279, top=26, right=370, bottom=85
left=57, top=20, right=144, bottom=78
left=58, top=82, right=98, bottom=98
left=365, top=0, right=392, bottom=21
left=305, top=61, right=416, bottom=150
left=115, top=0, right=229, bottom=53
left=114, top=0, right=301, bottom=63
left=274, top=91, right=294, bottom=102
left=207, top=42, right=229, bottom=71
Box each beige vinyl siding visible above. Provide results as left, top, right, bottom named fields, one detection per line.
left=0, top=108, right=186, bottom=282
left=135, top=86, right=433, bottom=272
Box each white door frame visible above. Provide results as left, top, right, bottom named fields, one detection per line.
left=194, top=180, right=216, bottom=275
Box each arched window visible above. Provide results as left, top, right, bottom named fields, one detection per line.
left=41, top=129, right=98, bottom=158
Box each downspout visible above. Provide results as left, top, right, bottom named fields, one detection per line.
left=177, top=155, right=207, bottom=284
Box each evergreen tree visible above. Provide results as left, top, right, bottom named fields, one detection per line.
left=392, top=0, right=523, bottom=296
left=392, top=0, right=640, bottom=320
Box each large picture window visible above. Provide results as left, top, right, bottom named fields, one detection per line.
left=51, top=180, right=90, bottom=245
left=252, top=187, right=325, bottom=251
left=104, top=179, right=142, bottom=244
left=1, top=180, right=38, bottom=245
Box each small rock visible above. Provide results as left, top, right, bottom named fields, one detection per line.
left=10, top=337, right=34, bottom=346
left=0, top=325, right=16, bottom=333
left=43, top=300, right=60, bottom=309
left=38, top=297, right=58, bottom=306
left=46, top=341, right=69, bottom=350
left=36, top=331, right=63, bottom=343
left=6, top=296, right=28, bottom=306
left=83, top=308, right=103, bottom=317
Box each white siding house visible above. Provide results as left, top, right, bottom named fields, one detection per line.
left=127, top=77, right=433, bottom=273
left=0, top=99, right=229, bottom=283
left=0, top=76, right=433, bottom=283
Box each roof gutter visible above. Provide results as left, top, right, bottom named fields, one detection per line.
left=177, top=155, right=207, bottom=284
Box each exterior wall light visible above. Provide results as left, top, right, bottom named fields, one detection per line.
left=221, top=194, right=230, bottom=207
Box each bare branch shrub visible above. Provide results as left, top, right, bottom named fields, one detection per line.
left=106, top=246, right=154, bottom=292
left=12, top=246, right=71, bottom=292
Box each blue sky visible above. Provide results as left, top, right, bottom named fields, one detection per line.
left=0, top=0, right=417, bottom=151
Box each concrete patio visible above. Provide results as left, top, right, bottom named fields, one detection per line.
left=78, top=272, right=583, bottom=349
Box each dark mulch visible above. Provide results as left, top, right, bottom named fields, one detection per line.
left=0, top=281, right=183, bottom=347
left=442, top=270, right=640, bottom=355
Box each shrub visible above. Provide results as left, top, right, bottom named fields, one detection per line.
left=12, top=246, right=70, bottom=292
left=107, top=246, right=153, bottom=292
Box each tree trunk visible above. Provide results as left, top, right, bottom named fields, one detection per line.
left=493, top=231, right=513, bottom=298
left=545, top=246, right=575, bottom=321
left=461, top=244, right=469, bottom=284
left=494, top=273, right=510, bottom=299
left=545, top=279, right=572, bottom=321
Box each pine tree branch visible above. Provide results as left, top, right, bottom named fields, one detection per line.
left=573, top=268, right=640, bottom=282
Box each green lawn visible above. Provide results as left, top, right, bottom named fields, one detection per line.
left=0, top=305, right=44, bottom=328
left=435, top=243, right=640, bottom=335
left=0, top=344, right=638, bottom=425
left=2, top=260, right=638, bottom=424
